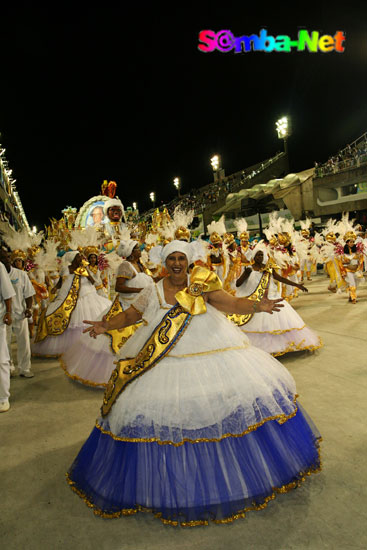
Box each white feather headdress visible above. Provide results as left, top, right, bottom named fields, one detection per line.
left=173, top=207, right=194, bottom=230
left=207, top=215, right=226, bottom=236
left=299, top=218, right=312, bottom=231
left=233, top=218, right=248, bottom=237
left=35, top=240, right=61, bottom=272
left=0, top=222, right=32, bottom=252
left=68, top=226, right=104, bottom=251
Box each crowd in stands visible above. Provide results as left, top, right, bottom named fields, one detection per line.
left=315, top=135, right=367, bottom=177
left=141, top=152, right=284, bottom=222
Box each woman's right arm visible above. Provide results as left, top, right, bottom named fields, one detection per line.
left=83, top=305, right=142, bottom=337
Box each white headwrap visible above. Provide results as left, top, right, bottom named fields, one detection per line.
left=249, top=243, right=268, bottom=264
left=149, top=240, right=207, bottom=268
left=117, top=240, right=138, bottom=258
left=103, top=198, right=124, bottom=216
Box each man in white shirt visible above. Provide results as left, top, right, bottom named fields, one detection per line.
left=0, top=255, right=15, bottom=412
left=0, top=249, right=36, bottom=378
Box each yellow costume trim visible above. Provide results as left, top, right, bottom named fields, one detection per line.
left=97, top=394, right=299, bottom=445
left=168, top=344, right=249, bottom=358
left=101, top=303, right=192, bottom=417
left=271, top=338, right=323, bottom=357
left=73, top=266, right=90, bottom=277
left=244, top=325, right=306, bottom=335
left=227, top=269, right=271, bottom=327
left=116, top=275, right=132, bottom=280
left=66, top=439, right=321, bottom=525
left=95, top=284, right=104, bottom=291
left=59, top=357, right=106, bottom=388
left=30, top=279, right=49, bottom=301
left=34, top=275, right=81, bottom=343
left=175, top=266, right=222, bottom=315
left=103, top=296, right=142, bottom=354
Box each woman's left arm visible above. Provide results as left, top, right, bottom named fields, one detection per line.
left=207, top=288, right=284, bottom=315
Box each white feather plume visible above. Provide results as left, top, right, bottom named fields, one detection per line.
left=233, top=217, right=248, bottom=237
left=207, top=215, right=226, bottom=236
left=36, top=240, right=61, bottom=271
left=68, top=226, right=103, bottom=250
left=0, top=222, right=32, bottom=251
left=173, top=207, right=194, bottom=229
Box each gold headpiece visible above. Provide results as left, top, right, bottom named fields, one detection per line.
left=174, top=226, right=191, bottom=242
left=239, top=231, right=249, bottom=241
left=223, top=232, right=235, bottom=245
left=10, top=249, right=26, bottom=263
left=84, top=246, right=99, bottom=258
left=301, top=229, right=310, bottom=237
left=278, top=232, right=291, bottom=246
left=325, top=232, right=336, bottom=243
left=27, top=245, right=41, bottom=258
left=344, top=230, right=356, bottom=243
left=210, top=232, right=222, bottom=245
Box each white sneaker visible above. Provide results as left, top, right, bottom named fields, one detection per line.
left=20, top=371, right=35, bottom=378
left=0, top=400, right=10, bottom=413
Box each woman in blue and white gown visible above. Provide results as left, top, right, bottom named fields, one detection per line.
left=67, top=241, right=321, bottom=526
left=60, top=241, right=153, bottom=387
left=234, top=246, right=322, bottom=356
left=32, top=252, right=111, bottom=357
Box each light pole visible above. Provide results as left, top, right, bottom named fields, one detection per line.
left=149, top=192, right=156, bottom=208
left=275, top=116, right=291, bottom=155
left=210, top=154, right=225, bottom=183
left=173, top=177, right=181, bottom=198
left=132, top=202, right=137, bottom=210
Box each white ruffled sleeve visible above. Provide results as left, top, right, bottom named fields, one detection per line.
left=130, top=284, right=159, bottom=324
left=117, top=261, right=135, bottom=280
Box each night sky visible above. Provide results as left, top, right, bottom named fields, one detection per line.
left=0, top=4, right=366, bottom=229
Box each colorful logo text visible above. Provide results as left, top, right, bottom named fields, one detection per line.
left=198, top=29, right=346, bottom=53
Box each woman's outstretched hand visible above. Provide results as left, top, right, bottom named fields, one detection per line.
left=83, top=316, right=109, bottom=338
left=258, top=288, right=284, bottom=314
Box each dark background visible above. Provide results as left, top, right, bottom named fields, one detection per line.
left=0, top=4, right=366, bottom=228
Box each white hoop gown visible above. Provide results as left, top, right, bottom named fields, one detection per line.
left=235, top=269, right=322, bottom=356
left=67, top=275, right=321, bottom=525
left=32, top=272, right=111, bottom=357
left=60, top=262, right=153, bottom=387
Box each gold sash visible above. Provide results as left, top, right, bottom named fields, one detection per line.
left=34, top=274, right=81, bottom=342
left=101, top=303, right=191, bottom=417
left=101, top=266, right=222, bottom=417
left=104, top=296, right=142, bottom=354
left=227, top=269, right=271, bottom=327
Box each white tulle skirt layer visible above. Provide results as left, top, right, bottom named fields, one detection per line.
left=61, top=330, right=115, bottom=388
left=237, top=299, right=322, bottom=356
left=32, top=326, right=84, bottom=357
left=32, top=291, right=111, bottom=357
left=245, top=327, right=322, bottom=356
left=239, top=300, right=305, bottom=333
left=100, top=345, right=297, bottom=444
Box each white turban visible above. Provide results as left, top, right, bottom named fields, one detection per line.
left=103, top=198, right=124, bottom=216
left=249, top=243, right=268, bottom=264
left=161, top=240, right=192, bottom=265
left=117, top=240, right=138, bottom=258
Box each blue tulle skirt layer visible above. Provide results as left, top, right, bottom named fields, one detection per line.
left=67, top=403, right=321, bottom=526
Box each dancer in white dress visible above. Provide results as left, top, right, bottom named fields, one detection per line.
left=60, top=240, right=153, bottom=387
left=232, top=246, right=322, bottom=356
left=32, top=251, right=111, bottom=357
left=67, top=241, right=321, bottom=526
